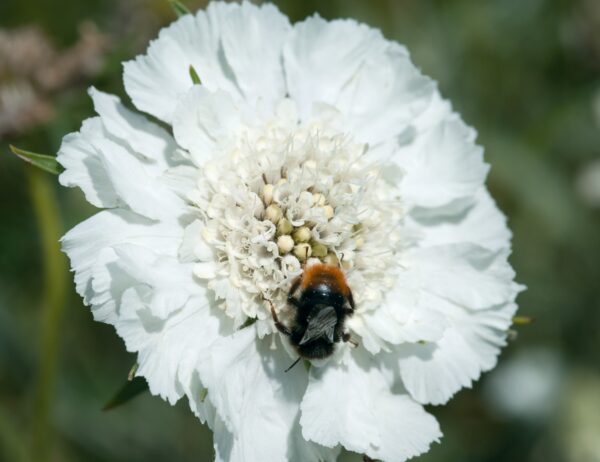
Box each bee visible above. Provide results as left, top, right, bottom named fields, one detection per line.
left=267, top=263, right=357, bottom=371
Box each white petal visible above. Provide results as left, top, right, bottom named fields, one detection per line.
left=88, top=87, right=176, bottom=169
left=162, top=165, right=198, bottom=200
left=408, top=243, right=519, bottom=310
left=92, top=134, right=182, bottom=219
left=408, top=188, right=511, bottom=251
left=352, top=271, right=447, bottom=354
left=394, top=116, right=489, bottom=210
left=61, top=209, right=182, bottom=313
left=58, top=117, right=182, bottom=220
left=196, top=327, right=335, bottom=461
left=116, top=294, right=223, bottom=405
left=358, top=303, right=447, bottom=354
left=336, top=42, right=434, bottom=145
left=123, top=11, right=241, bottom=123
left=57, top=118, right=119, bottom=208
left=193, top=261, right=218, bottom=280
left=300, top=350, right=441, bottom=462
left=207, top=2, right=290, bottom=105
left=392, top=295, right=518, bottom=405
left=284, top=15, right=387, bottom=120
left=179, top=219, right=215, bottom=263
left=111, top=243, right=204, bottom=319
left=172, top=86, right=241, bottom=165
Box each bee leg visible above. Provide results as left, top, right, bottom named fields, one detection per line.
left=348, top=289, right=355, bottom=311
left=287, top=276, right=302, bottom=308
left=288, top=296, right=301, bottom=309
left=288, top=276, right=301, bottom=298
left=342, top=332, right=359, bottom=348
left=264, top=297, right=292, bottom=336
left=284, top=357, right=302, bottom=373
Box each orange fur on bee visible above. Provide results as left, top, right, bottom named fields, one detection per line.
left=300, top=263, right=350, bottom=297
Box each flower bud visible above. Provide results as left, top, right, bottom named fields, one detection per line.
left=311, top=243, right=328, bottom=258
left=276, top=218, right=293, bottom=235
left=323, top=252, right=339, bottom=266
left=323, top=205, right=334, bottom=220
left=277, top=235, right=294, bottom=254
left=262, top=183, right=274, bottom=205
left=265, top=204, right=282, bottom=223
left=292, top=226, right=311, bottom=243
left=293, top=243, right=311, bottom=262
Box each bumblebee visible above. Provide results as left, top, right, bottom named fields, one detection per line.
left=269, top=263, right=356, bottom=369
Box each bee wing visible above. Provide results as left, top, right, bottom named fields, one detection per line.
left=299, top=305, right=337, bottom=345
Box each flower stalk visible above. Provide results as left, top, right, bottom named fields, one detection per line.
left=27, top=168, right=68, bottom=461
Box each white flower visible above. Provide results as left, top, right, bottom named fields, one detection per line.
left=58, top=2, right=523, bottom=461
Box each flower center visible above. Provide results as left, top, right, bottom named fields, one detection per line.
left=188, top=100, right=404, bottom=334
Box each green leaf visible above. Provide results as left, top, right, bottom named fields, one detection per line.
left=168, top=0, right=191, bottom=17
left=8, top=145, right=63, bottom=175
left=189, top=65, right=202, bottom=85
left=103, top=377, right=149, bottom=411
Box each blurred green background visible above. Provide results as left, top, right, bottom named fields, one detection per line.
left=1, top=0, right=600, bottom=461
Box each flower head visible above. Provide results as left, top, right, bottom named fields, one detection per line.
left=59, top=2, right=522, bottom=461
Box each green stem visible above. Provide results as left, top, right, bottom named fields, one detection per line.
left=0, top=407, right=28, bottom=462
left=27, top=169, right=68, bottom=461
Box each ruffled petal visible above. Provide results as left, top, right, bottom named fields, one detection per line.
left=408, top=188, right=511, bottom=251
left=206, top=2, right=290, bottom=106
left=408, top=243, right=519, bottom=310
left=57, top=118, right=119, bottom=208
left=394, top=115, right=489, bottom=211
left=336, top=42, right=434, bottom=145
left=124, top=2, right=289, bottom=123
left=172, top=86, right=242, bottom=165
left=109, top=243, right=204, bottom=318
left=123, top=11, right=240, bottom=122
left=300, top=350, right=441, bottom=462
left=284, top=15, right=387, bottom=120
left=351, top=271, right=447, bottom=354
left=392, top=295, right=518, bottom=405
left=63, top=209, right=222, bottom=406
left=196, top=327, right=337, bottom=461
left=61, top=209, right=182, bottom=315
left=116, top=294, right=222, bottom=405
left=58, top=113, right=182, bottom=220
left=88, top=87, right=176, bottom=170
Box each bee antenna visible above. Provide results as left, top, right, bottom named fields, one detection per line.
left=284, top=357, right=302, bottom=373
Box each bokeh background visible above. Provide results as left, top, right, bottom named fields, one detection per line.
left=1, top=0, right=600, bottom=461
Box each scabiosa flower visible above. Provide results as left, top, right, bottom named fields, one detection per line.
left=58, top=2, right=522, bottom=461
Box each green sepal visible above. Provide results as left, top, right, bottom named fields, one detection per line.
left=168, top=0, right=191, bottom=17
left=189, top=65, right=202, bottom=85
left=512, top=316, right=535, bottom=326
left=103, top=376, right=149, bottom=411
left=199, top=388, right=208, bottom=403
left=9, top=145, right=63, bottom=175
left=239, top=317, right=257, bottom=330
